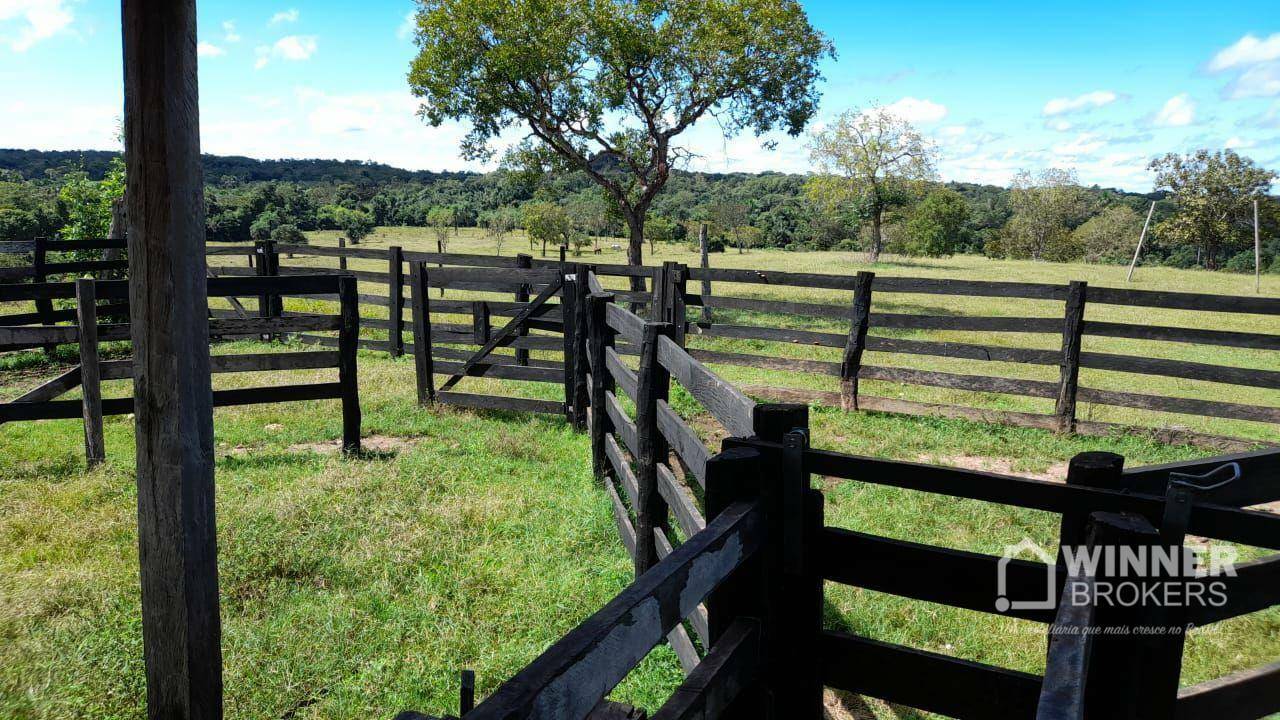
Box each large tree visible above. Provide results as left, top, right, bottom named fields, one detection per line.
left=1148, top=150, right=1276, bottom=270
left=407, top=0, right=832, bottom=283
left=805, top=106, right=936, bottom=262
left=999, top=168, right=1091, bottom=261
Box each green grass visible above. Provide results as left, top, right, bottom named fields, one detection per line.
left=3, top=230, right=1278, bottom=718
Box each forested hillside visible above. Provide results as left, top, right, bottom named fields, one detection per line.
left=2, top=148, right=1276, bottom=273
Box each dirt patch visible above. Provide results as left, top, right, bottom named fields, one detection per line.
left=922, top=454, right=1069, bottom=482
left=224, top=434, right=417, bottom=457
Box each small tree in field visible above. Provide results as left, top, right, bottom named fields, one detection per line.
left=806, top=106, right=936, bottom=263
left=1001, top=168, right=1090, bottom=261
left=646, top=215, right=677, bottom=254
left=426, top=206, right=456, bottom=252
left=408, top=0, right=832, bottom=287
left=522, top=201, right=574, bottom=257
left=904, top=188, right=969, bottom=257
left=480, top=207, right=519, bottom=256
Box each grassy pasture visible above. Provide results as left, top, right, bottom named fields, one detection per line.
left=1, top=228, right=1278, bottom=718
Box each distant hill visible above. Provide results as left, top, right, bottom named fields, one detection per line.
left=0, top=148, right=475, bottom=185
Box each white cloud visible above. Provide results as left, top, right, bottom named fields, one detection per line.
left=1224, top=136, right=1254, bottom=149
left=1042, top=90, right=1119, bottom=116
left=397, top=10, right=416, bottom=40
left=1045, top=118, right=1074, bottom=132
left=881, top=97, right=948, bottom=124
left=1227, top=63, right=1280, bottom=99
left=1052, top=132, right=1106, bottom=158
left=0, top=0, right=74, bottom=52
left=273, top=35, right=316, bottom=60
left=197, top=41, right=225, bottom=58
left=1154, top=94, right=1196, bottom=127
left=269, top=8, right=299, bottom=25
left=937, top=125, right=968, bottom=138
left=222, top=20, right=240, bottom=43
left=1208, top=33, right=1280, bottom=72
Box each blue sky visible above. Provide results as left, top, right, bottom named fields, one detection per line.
left=1, top=0, right=1278, bottom=191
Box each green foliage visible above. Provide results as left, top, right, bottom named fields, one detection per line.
left=993, top=168, right=1091, bottom=261
left=269, top=224, right=307, bottom=245
left=1072, top=205, right=1144, bottom=264
left=1149, top=150, right=1277, bottom=270
left=55, top=158, right=124, bottom=241
left=408, top=0, right=832, bottom=264
left=249, top=209, right=283, bottom=241
left=522, top=200, right=575, bottom=253
left=806, top=105, right=936, bottom=261
left=645, top=215, right=678, bottom=246
left=0, top=208, right=39, bottom=244
left=903, top=188, right=969, bottom=257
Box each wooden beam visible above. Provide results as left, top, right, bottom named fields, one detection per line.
left=121, top=1, right=222, bottom=717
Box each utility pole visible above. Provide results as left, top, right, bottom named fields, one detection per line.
left=1126, top=201, right=1156, bottom=283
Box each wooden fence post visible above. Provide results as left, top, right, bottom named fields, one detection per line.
left=1079, top=511, right=1188, bottom=718
left=337, top=275, right=361, bottom=455
left=704, top=443, right=776, bottom=719
left=75, top=278, right=105, bottom=468
left=254, top=240, right=280, bottom=340
left=472, top=301, right=491, bottom=345
left=388, top=245, right=404, bottom=357
left=409, top=261, right=436, bottom=404
left=572, top=263, right=591, bottom=432
left=337, top=236, right=347, bottom=270
left=560, top=258, right=578, bottom=425
left=515, top=253, right=532, bottom=366
left=1057, top=451, right=1125, bottom=563
left=840, top=271, right=874, bottom=411
left=661, top=261, right=687, bottom=346
left=634, top=320, right=674, bottom=577
left=698, top=223, right=712, bottom=325
left=33, top=236, right=56, bottom=356
left=588, top=291, right=616, bottom=481
left=1056, top=281, right=1087, bottom=433
left=122, top=0, right=222, bottom=714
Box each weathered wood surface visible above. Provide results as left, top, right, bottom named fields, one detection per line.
left=649, top=620, right=759, bottom=720
left=634, top=322, right=673, bottom=576
left=605, top=347, right=639, bottom=402
left=840, top=271, right=873, bottom=409
left=1084, top=320, right=1280, bottom=350
left=655, top=400, right=709, bottom=488
left=75, top=279, right=104, bottom=466
left=656, top=462, right=706, bottom=538
left=1036, top=576, right=1096, bottom=720
left=605, top=433, right=640, bottom=509
left=435, top=392, right=564, bottom=416
left=465, top=501, right=763, bottom=720
left=605, top=302, right=646, bottom=345
left=388, top=246, right=404, bottom=357
left=1079, top=350, right=1280, bottom=389
left=821, top=631, right=1043, bottom=719
left=1175, top=660, right=1280, bottom=720
left=437, top=277, right=564, bottom=393
left=605, top=390, right=639, bottom=458
left=655, top=335, right=755, bottom=438
left=1186, top=553, right=1280, bottom=626
left=1121, top=448, right=1280, bottom=506
left=651, top=527, right=710, bottom=650
left=410, top=263, right=436, bottom=403
left=123, top=1, right=222, bottom=716
left=1056, top=281, right=1087, bottom=433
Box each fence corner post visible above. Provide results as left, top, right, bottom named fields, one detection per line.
left=409, top=260, right=436, bottom=405
left=778, top=418, right=823, bottom=718
left=337, top=274, right=361, bottom=455
left=560, top=261, right=579, bottom=425
left=572, top=263, right=591, bottom=432
left=514, top=253, right=532, bottom=366
left=75, top=278, right=104, bottom=468
left=698, top=223, right=712, bottom=325
left=388, top=245, right=404, bottom=357
left=1057, top=451, right=1125, bottom=559
left=634, top=320, right=674, bottom=577
left=588, top=291, right=617, bottom=481
left=840, top=271, right=874, bottom=411
left=1056, top=280, right=1087, bottom=434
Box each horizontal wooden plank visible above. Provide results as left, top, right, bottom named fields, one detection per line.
left=405, top=250, right=523, bottom=268
left=1175, top=660, right=1280, bottom=720
left=687, top=347, right=840, bottom=376
left=1078, top=387, right=1280, bottom=424
left=208, top=315, right=342, bottom=335
left=0, top=325, right=78, bottom=345
left=44, top=238, right=127, bottom=251
left=689, top=268, right=1065, bottom=300
left=605, top=347, right=639, bottom=402
left=213, top=382, right=343, bottom=407
left=0, top=267, right=32, bottom=281
left=466, top=501, right=764, bottom=720
left=820, top=527, right=1059, bottom=623
left=204, top=244, right=256, bottom=256
left=607, top=478, right=637, bottom=557
left=207, top=275, right=342, bottom=297
left=1084, top=320, right=1280, bottom=351
left=695, top=323, right=845, bottom=347
left=866, top=336, right=1059, bottom=365
left=606, top=433, right=640, bottom=509
left=820, top=630, right=1044, bottom=720
left=1121, top=448, right=1280, bottom=506
left=1185, top=554, right=1280, bottom=626
left=426, top=266, right=561, bottom=286
left=657, top=462, right=706, bottom=538
left=1089, top=286, right=1280, bottom=315
left=0, top=240, right=36, bottom=253
left=1079, top=351, right=1280, bottom=389
left=436, top=391, right=563, bottom=415
left=656, top=400, right=710, bottom=489
left=860, top=365, right=1059, bottom=398
left=606, top=303, right=646, bottom=345
left=273, top=243, right=389, bottom=260
left=875, top=313, right=1062, bottom=333
left=650, top=619, right=759, bottom=720
left=657, top=335, right=756, bottom=438
left=209, top=351, right=340, bottom=373
left=43, top=259, right=128, bottom=274
left=652, top=528, right=710, bottom=651
left=606, top=391, right=639, bottom=457
left=432, top=359, right=561, bottom=383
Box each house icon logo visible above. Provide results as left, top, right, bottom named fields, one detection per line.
left=996, top=538, right=1057, bottom=613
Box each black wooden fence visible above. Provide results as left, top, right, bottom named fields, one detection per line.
left=407, top=281, right=1280, bottom=719
left=0, top=273, right=362, bottom=460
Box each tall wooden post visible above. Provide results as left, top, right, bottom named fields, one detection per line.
left=409, top=261, right=436, bottom=404
left=32, top=236, right=56, bottom=355
left=1056, top=281, right=1087, bottom=433
left=514, top=253, right=532, bottom=366
left=337, top=236, right=347, bottom=270
left=122, top=1, right=222, bottom=716
left=840, top=271, right=874, bottom=410
left=587, top=292, right=616, bottom=481
left=337, top=275, right=362, bottom=455
left=75, top=278, right=105, bottom=468
left=1057, top=451, right=1124, bottom=561
left=633, top=321, right=673, bottom=577
left=698, top=223, right=712, bottom=324
left=388, top=245, right=404, bottom=357
left=1255, top=199, right=1262, bottom=294
left=661, top=261, right=687, bottom=346
left=572, top=263, right=591, bottom=431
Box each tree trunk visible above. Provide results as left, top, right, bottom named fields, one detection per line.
left=626, top=217, right=646, bottom=295
left=542, top=238, right=547, bottom=257
left=868, top=211, right=883, bottom=263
